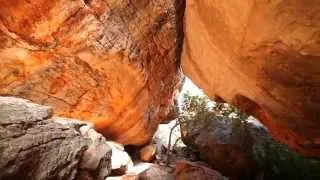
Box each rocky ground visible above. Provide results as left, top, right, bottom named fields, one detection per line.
left=0, top=1, right=319, bottom=179
left=105, top=119, right=228, bottom=180
left=0, top=96, right=227, bottom=180
left=2, top=96, right=320, bottom=180
left=0, top=96, right=111, bottom=180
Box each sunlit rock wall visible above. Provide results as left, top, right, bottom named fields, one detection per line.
left=0, top=0, right=184, bottom=145
left=182, top=0, right=320, bottom=156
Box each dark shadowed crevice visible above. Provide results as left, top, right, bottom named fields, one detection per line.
left=83, top=0, right=91, bottom=5
left=174, top=0, right=186, bottom=69
left=232, top=94, right=263, bottom=117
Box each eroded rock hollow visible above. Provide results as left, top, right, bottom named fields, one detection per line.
left=0, top=0, right=184, bottom=145
left=0, top=0, right=319, bottom=157
left=182, top=0, right=320, bottom=156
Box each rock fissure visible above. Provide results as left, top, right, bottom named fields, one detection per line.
left=0, top=0, right=319, bottom=164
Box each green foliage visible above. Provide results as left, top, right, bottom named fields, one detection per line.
left=178, top=92, right=320, bottom=180
left=254, top=140, right=320, bottom=180
left=178, top=92, right=249, bottom=135
left=179, top=92, right=211, bottom=116
left=179, top=91, right=248, bottom=120
left=178, top=92, right=217, bottom=131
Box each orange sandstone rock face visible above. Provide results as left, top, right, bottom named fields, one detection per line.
left=140, top=144, right=156, bottom=162
left=0, top=0, right=184, bottom=145
left=182, top=0, right=320, bottom=156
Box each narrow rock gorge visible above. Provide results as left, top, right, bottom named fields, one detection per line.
left=0, top=2, right=320, bottom=179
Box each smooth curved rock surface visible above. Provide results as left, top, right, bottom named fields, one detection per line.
left=180, top=116, right=256, bottom=179
left=182, top=0, right=320, bottom=156
left=0, top=96, right=111, bottom=180
left=140, top=144, right=157, bottom=162
left=0, top=0, right=184, bottom=145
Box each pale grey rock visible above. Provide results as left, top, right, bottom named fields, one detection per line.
left=0, top=96, right=111, bottom=180
left=106, top=141, right=133, bottom=176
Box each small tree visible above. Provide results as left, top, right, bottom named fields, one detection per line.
left=178, top=92, right=249, bottom=141
left=178, top=93, right=217, bottom=140
left=169, top=92, right=320, bottom=179
left=166, top=92, right=216, bottom=165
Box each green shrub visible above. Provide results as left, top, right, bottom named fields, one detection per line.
left=254, top=140, right=320, bottom=180
left=178, top=92, right=320, bottom=180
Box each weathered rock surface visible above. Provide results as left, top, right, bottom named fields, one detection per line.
left=0, top=96, right=111, bottom=180
left=0, top=0, right=184, bottom=145
left=1, top=0, right=319, bottom=159
left=106, top=163, right=174, bottom=180
left=107, top=141, right=133, bottom=176
left=132, top=163, right=174, bottom=180
left=139, top=144, right=156, bottom=162
left=174, top=160, right=224, bottom=180
left=182, top=0, right=320, bottom=156
left=180, top=116, right=256, bottom=179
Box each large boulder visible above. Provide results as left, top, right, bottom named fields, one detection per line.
left=182, top=0, right=320, bottom=156
left=0, top=0, right=184, bottom=145
left=130, top=163, right=174, bottom=180
left=139, top=144, right=157, bottom=162
left=0, top=96, right=111, bottom=180
left=107, top=141, right=133, bottom=176
left=174, top=160, right=224, bottom=180
left=180, top=116, right=256, bottom=179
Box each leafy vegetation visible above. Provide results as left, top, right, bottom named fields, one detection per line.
left=177, top=92, right=320, bottom=180
left=178, top=93, right=217, bottom=136
left=254, top=140, right=320, bottom=180
left=178, top=92, right=250, bottom=145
